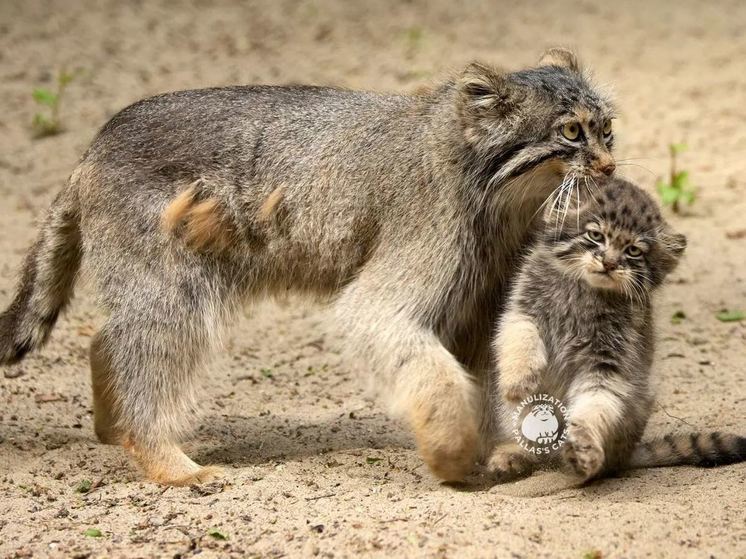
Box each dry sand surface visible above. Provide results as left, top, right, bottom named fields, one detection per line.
left=1, top=0, right=745, bottom=557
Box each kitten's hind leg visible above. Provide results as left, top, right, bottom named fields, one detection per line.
left=563, top=374, right=649, bottom=480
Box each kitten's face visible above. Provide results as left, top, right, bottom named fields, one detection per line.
left=546, top=179, right=686, bottom=297
left=457, top=49, right=616, bottom=200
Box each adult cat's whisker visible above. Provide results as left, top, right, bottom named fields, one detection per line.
left=585, top=175, right=602, bottom=198
left=555, top=174, right=577, bottom=236
left=615, top=162, right=656, bottom=177
left=532, top=177, right=568, bottom=222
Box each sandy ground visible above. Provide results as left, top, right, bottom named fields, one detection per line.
left=1, top=0, right=745, bottom=557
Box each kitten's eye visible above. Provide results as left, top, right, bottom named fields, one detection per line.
left=626, top=245, right=643, bottom=258
left=586, top=230, right=604, bottom=243
left=561, top=122, right=581, bottom=141
left=602, top=119, right=613, bottom=136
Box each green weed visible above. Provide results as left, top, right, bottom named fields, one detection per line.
left=656, top=143, right=696, bottom=214
left=31, top=69, right=77, bottom=137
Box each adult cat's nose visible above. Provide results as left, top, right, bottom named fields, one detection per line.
left=603, top=259, right=618, bottom=272
left=600, top=162, right=616, bottom=176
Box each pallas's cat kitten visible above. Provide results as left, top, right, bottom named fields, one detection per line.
left=489, top=178, right=745, bottom=480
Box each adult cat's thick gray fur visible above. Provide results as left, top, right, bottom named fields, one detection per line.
left=0, top=49, right=617, bottom=485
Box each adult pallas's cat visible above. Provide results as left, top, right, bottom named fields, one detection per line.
left=0, top=49, right=618, bottom=485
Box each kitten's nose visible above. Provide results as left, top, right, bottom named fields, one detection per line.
left=603, top=259, right=618, bottom=272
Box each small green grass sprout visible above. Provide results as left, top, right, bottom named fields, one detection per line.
left=656, top=143, right=697, bottom=214
left=31, top=69, right=78, bottom=137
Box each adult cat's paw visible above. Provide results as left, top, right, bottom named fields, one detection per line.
left=562, top=422, right=605, bottom=480
left=410, top=394, right=479, bottom=482
left=487, top=444, right=535, bottom=480
left=500, top=371, right=540, bottom=403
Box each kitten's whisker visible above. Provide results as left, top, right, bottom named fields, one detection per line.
left=622, top=273, right=647, bottom=307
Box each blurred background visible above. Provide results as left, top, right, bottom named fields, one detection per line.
left=0, top=1, right=744, bottom=558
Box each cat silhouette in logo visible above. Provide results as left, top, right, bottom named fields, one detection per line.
left=521, top=404, right=559, bottom=444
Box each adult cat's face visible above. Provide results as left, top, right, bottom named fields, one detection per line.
left=457, top=49, right=616, bottom=203
left=545, top=178, right=687, bottom=299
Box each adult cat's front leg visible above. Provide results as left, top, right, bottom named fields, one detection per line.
left=335, top=276, right=480, bottom=482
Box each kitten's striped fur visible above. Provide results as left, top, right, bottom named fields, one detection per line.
left=489, top=178, right=745, bottom=480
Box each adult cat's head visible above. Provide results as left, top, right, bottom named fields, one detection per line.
left=456, top=48, right=615, bottom=204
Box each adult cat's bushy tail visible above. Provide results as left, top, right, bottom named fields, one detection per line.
left=629, top=432, right=746, bottom=469
left=0, top=182, right=81, bottom=365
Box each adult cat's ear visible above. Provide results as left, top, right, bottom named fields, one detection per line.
left=457, top=62, right=521, bottom=118
left=537, top=48, right=580, bottom=73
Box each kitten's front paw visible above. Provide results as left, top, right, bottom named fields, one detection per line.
left=501, top=371, right=540, bottom=403
left=562, top=423, right=605, bottom=480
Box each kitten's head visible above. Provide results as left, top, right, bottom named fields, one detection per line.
left=457, top=48, right=616, bottom=198
left=543, top=178, right=686, bottom=297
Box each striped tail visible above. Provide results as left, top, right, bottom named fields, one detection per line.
left=629, top=432, right=746, bottom=469
left=0, top=183, right=81, bottom=365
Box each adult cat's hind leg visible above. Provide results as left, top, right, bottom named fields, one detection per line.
left=90, top=267, right=232, bottom=485
left=91, top=326, right=223, bottom=484
left=124, top=439, right=223, bottom=486
left=94, top=314, right=224, bottom=485
left=90, top=332, right=122, bottom=445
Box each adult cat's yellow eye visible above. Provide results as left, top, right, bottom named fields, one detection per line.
left=561, top=122, right=581, bottom=141
left=603, top=119, right=613, bottom=136
left=587, top=230, right=604, bottom=243
left=626, top=245, right=642, bottom=257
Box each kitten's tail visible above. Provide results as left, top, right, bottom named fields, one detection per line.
left=629, top=432, right=746, bottom=469
left=0, top=180, right=81, bottom=366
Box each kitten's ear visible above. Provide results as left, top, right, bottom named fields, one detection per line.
left=457, top=62, right=520, bottom=117
left=659, top=230, right=687, bottom=258
left=537, top=48, right=580, bottom=73
left=654, top=227, right=687, bottom=282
